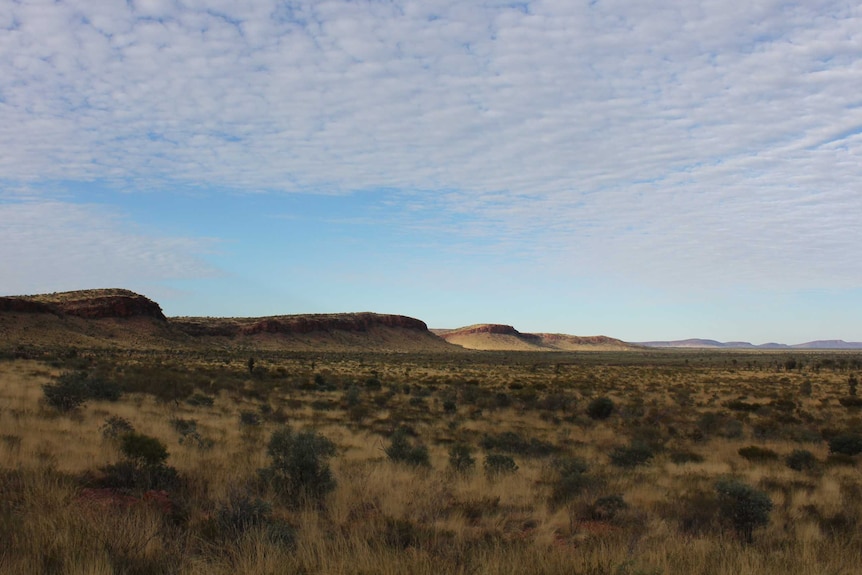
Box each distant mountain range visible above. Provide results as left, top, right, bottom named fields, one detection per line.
left=636, top=338, right=862, bottom=350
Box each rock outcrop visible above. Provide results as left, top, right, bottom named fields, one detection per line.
left=3, top=289, right=166, bottom=320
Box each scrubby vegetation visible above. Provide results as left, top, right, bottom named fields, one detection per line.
left=2, top=348, right=862, bottom=573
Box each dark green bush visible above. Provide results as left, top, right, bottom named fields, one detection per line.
left=586, top=397, right=615, bottom=420
left=724, top=400, right=760, bottom=413
left=260, top=427, right=337, bottom=505
left=588, top=494, right=628, bottom=521
left=480, top=431, right=558, bottom=457
left=99, top=415, right=135, bottom=439
left=216, top=489, right=273, bottom=539
left=239, top=410, right=262, bottom=426
left=670, top=450, right=704, bottom=464
left=785, top=449, right=818, bottom=472
left=448, top=443, right=476, bottom=475
left=715, top=478, right=773, bottom=543
left=838, top=396, right=862, bottom=408
left=385, top=427, right=430, bottom=468
left=609, top=442, right=654, bottom=468
left=738, top=445, right=779, bottom=462
left=828, top=434, right=862, bottom=456
left=484, top=454, right=518, bottom=478
left=186, top=393, right=215, bottom=407
left=549, top=457, right=592, bottom=507
left=120, top=433, right=169, bottom=467
left=42, top=372, right=122, bottom=411
left=100, top=432, right=179, bottom=491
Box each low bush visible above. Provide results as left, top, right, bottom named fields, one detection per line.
left=586, top=397, right=615, bottom=420
left=738, top=445, right=779, bottom=462
left=549, top=456, right=593, bottom=507
left=42, top=372, right=123, bottom=412
left=785, top=449, right=818, bottom=471
left=480, top=431, right=558, bottom=457
left=100, top=432, right=180, bottom=491
left=484, top=454, right=518, bottom=478
left=260, top=427, right=337, bottom=505
left=448, top=443, right=476, bottom=475
left=609, top=442, right=654, bottom=468
left=828, top=434, right=862, bottom=456
left=588, top=494, right=628, bottom=522
left=99, top=415, right=135, bottom=439
left=669, top=450, right=704, bottom=464
left=385, top=427, right=430, bottom=468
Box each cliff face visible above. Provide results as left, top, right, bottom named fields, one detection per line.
left=1, top=289, right=166, bottom=321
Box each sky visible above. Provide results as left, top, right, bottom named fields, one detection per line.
left=2, top=0, right=862, bottom=344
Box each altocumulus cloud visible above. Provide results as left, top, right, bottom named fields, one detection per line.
left=0, top=200, right=217, bottom=295
left=1, top=0, right=862, bottom=291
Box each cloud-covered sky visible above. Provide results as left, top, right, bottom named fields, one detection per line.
left=2, top=0, right=862, bottom=343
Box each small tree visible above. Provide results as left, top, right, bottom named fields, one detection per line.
left=715, top=479, right=772, bottom=543
left=260, top=427, right=337, bottom=505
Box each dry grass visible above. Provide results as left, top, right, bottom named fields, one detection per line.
left=2, top=351, right=862, bottom=574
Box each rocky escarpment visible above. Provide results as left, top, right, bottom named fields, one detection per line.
left=172, top=313, right=429, bottom=337
left=0, top=289, right=450, bottom=351
left=4, top=289, right=166, bottom=321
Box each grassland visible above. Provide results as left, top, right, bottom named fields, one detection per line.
left=2, top=347, right=862, bottom=574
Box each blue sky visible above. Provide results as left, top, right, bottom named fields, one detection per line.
left=2, top=0, right=862, bottom=343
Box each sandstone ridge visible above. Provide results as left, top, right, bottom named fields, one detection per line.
left=0, top=289, right=450, bottom=352
left=2, top=289, right=166, bottom=320
left=436, top=324, right=632, bottom=351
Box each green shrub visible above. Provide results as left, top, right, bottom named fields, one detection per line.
left=715, top=478, right=773, bottom=543
left=448, top=443, right=476, bottom=475
left=549, top=457, right=592, bottom=507
left=99, top=415, right=135, bottom=439
left=100, top=432, right=179, bottom=491
left=484, top=454, right=518, bottom=478
left=42, top=372, right=122, bottom=411
left=385, top=427, right=430, bottom=468
left=838, top=396, right=862, bottom=408
left=186, top=393, right=215, bottom=407
left=239, top=410, right=262, bottom=426
left=120, top=433, right=168, bottom=467
left=586, top=397, right=615, bottom=420
left=216, top=489, right=274, bottom=539
left=260, top=427, right=337, bottom=505
left=738, top=445, right=779, bottom=462
left=609, top=442, right=654, bottom=468
left=670, top=450, right=704, bottom=464
left=828, top=434, right=862, bottom=456
left=785, top=449, right=818, bottom=472
left=480, top=431, right=558, bottom=457
left=588, top=494, right=628, bottom=521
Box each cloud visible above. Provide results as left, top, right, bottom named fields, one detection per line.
left=0, top=200, right=217, bottom=295
left=1, top=0, right=862, bottom=291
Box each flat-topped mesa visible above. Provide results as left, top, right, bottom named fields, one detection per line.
left=239, top=313, right=428, bottom=335
left=4, top=289, right=166, bottom=321
left=172, top=312, right=429, bottom=337
left=444, top=324, right=521, bottom=336
left=534, top=334, right=625, bottom=346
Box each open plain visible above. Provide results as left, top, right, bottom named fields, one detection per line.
left=2, top=291, right=862, bottom=574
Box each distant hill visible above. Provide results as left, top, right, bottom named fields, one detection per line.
left=637, top=338, right=862, bottom=350
left=0, top=289, right=456, bottom=353
left=433, top=324, right=634, bottom=351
